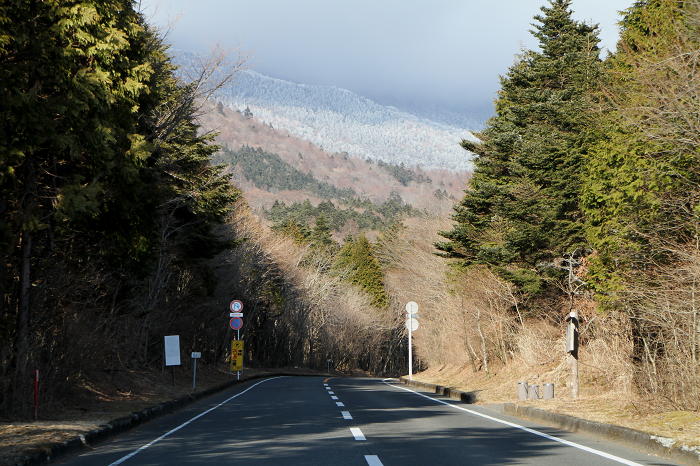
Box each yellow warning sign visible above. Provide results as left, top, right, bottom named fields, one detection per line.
left=230, top=340, right=244, bottom=371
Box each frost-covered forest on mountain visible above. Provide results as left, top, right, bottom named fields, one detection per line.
left=213, top=69, right=476, bottom=171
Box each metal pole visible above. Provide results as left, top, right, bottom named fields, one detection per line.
left=192, top=358, right=197, bottom=391
left=237, top=328, right=240, bottom=381
left=34, top=369, right=39, bottom=420
left=408, top=313, right=413, bottom=380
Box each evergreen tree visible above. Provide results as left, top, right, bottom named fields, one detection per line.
left=438, top=0, right=601, bottom=293
left=334, top=235, right=389, bottom=308
left=0, top=1, right=238, bottom=408
left=310, top=214, right=337, bottom=250
left=581, top=0, right=699, bottom=299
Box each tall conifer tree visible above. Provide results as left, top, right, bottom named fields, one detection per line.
left=438, top=0, right=601, bottom=293
left=581, top=0, right=699, bottom=297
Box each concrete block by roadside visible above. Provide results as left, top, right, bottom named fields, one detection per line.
left=398, top=376, right=478, bottom=403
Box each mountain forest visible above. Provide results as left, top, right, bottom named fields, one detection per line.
left=1, top=0, right=699, bottom=453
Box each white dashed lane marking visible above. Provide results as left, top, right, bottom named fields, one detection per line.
left=331, top=395, right=338, bottom=400
left=350, top=427, right=366, bottom=441
left=336, top=401, right=345, bottom=407
left=341, top=411, right=352, bottom=420
left=365, top=455, right=384, bottom=466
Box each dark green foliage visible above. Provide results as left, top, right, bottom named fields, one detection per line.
left=310, top=215, right=337, bottom=250
left=216, top=146, right=356, bottom=199
left=376, top=160, right=431, bottom=186
left=334, top=235, right=389, bottom=308
left=438, top=0, right=601, bottom=293
left=580, top=0, right=699, bottom=300
left=0, top=0, right=237, bottom=412
left=265, top=192, right=422, bottom=233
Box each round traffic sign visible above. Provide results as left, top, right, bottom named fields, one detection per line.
left=405, top=301, right=419, bottom=315
left=230, top=317, right=243, bottom=330
left=406, top=317, right=419, bottom=332
left=230, top=300, right=243, bottom=312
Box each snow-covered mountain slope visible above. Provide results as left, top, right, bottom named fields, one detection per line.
left=209, top=69, right=477, bottom=171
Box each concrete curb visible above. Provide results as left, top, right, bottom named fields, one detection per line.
left=501, top=404, right=700, bottom=466
left=14, top=370, right=325, bottom=466
left=397, top=377, right=700, bottom=466
left=398, top=376, right=478, bottom=403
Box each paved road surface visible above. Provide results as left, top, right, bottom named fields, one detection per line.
left=57, top=376, right=676, bottom=465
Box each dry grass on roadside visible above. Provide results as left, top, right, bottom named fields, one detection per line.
left=387, top=215, right=699, bottom=449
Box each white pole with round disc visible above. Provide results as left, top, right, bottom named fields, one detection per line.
left=405, top=302, right=419, bottom=380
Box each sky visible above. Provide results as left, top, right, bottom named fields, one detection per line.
left=139, top=0, right=634, bottom=126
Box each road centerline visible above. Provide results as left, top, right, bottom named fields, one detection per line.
left=350, top=427, right=366, bottom=441
left=364, top=455, right=384, bottom=466
left=341, top=410, right=353, bottom=420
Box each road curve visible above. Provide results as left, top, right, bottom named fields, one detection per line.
left=56, top=376, right=676, bottom=465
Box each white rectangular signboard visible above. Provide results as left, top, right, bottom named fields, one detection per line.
left=191, top=352, right=201, bottom=359
left=164, top=335, right=181, bottom=366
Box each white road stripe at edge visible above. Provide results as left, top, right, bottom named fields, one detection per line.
left=350, top=427, right=366, bottom=441
left=365, top=454, right=384, bottom=465
left=382, top=379, right=643, bottom=466
left=108, top=376, right=286, bottom=465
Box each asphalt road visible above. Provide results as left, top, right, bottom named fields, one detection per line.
left=56, top=376, right=677, bottom=465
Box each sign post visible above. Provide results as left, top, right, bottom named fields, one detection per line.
left=191, top=352, right=201, bottom=391
left=228, top=300, right=244, bottom=380
left=405, top=302, right=419, bottom=380
left=164, top=335, right=181, bottom=386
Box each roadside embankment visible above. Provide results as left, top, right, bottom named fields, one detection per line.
left=400, top=373, right=700, bottom=466
left=0, top=367, right=329, bottom=466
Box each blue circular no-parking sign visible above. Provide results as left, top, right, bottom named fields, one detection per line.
left=230, top=317, right=243, bottom=330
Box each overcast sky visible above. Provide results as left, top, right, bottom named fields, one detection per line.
left=140, top=0, right=633, bottom=125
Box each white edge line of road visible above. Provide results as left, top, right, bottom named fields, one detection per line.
left=382, top=379, right=644, bottom=466
left=108, top=376, right=286, bottom=465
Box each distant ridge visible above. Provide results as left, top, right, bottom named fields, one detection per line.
left=173, top=52, right=476, bottom=171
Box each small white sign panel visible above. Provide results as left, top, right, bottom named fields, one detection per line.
left=229, top=312, right=243, bottom=317
left=164, top=335, right=181, bottom=366
left=191, top=352, right=202, bottom=359
left=405, top=301, right=419, bottom=315
left=406, top=318, right=419, bottom=332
